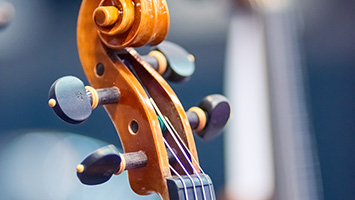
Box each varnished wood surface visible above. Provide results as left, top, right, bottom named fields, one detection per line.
left=94, top=0, right=169, bottom=50
left=78, top=0, right=169, bottom=198
left=123, top=48, right=200, bottom=174
left=77, top=0, right=197, bottom=199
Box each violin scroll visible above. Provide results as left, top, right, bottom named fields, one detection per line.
left=48, top=0, right=231, bottom=198
left=91, top=0, right=169, bottom=50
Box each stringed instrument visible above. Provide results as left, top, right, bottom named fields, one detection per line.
left=48, top=0, right=230, bottom=199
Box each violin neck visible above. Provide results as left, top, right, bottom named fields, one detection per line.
left=167, top=173, right=216, bottom=200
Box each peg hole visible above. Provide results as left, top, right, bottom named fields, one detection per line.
left=129, top=120, right=139, bottom=135
left=95, top=63, right=105, bottom=76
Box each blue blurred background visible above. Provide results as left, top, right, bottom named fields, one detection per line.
left=0, top=0, right=354, bottom=199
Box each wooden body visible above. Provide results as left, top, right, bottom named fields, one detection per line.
left=77, top=0, right=199, bottom=199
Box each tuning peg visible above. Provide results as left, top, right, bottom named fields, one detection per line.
left=187, top=94, right=231, bottom=141
left=142, top=41, right=195, bottom=82
left=48, top=76, right=120, bottom=124
left=76, top=145, right=147, bottom=185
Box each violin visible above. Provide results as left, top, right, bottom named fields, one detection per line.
left=48, top=0, right=230, bottom=199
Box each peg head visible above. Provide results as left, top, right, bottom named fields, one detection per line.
left=154, top=41, right=195, bottom=82
left=48, top=76, right=92, bottom=124
left=196, top=94, right=231, bottom=141
left=77, top=145, right=121, bottom=185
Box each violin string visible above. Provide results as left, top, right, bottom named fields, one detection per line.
left=163, top=136, right=199, bottom=200
left=170, top=165, right=189, bottom=200
left=164, top=117, right=215, bottom=200
left=162, top=117, right=208, bottom=200
left=164, top=117, right=204, bottom=171
left=205, top=176, right=215, bottom=200
left=150, top=98, right=206, bottom=200
left=164, top=118, right=215, bottom=200
left=124, top=55, right=211, bottom=199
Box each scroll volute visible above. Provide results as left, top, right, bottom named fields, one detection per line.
left=92, top=0, right=169, bottom=50
left=77, top=0, right=197, bottom=199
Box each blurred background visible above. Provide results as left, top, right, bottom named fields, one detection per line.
left=0, top=0, right=354, bottom=199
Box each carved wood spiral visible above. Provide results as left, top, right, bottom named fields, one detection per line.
left=93, top=0, right=169, bottom=50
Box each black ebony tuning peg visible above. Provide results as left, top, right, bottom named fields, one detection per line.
left=76, top=145, right=147, bottom=185
left=187, top=94, right=231, bottom=141
left=48, top=76, right=120, bottom=124
left=77, top=145, right=121, bottom=185
left=142, top=41, right=195, bottom=82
